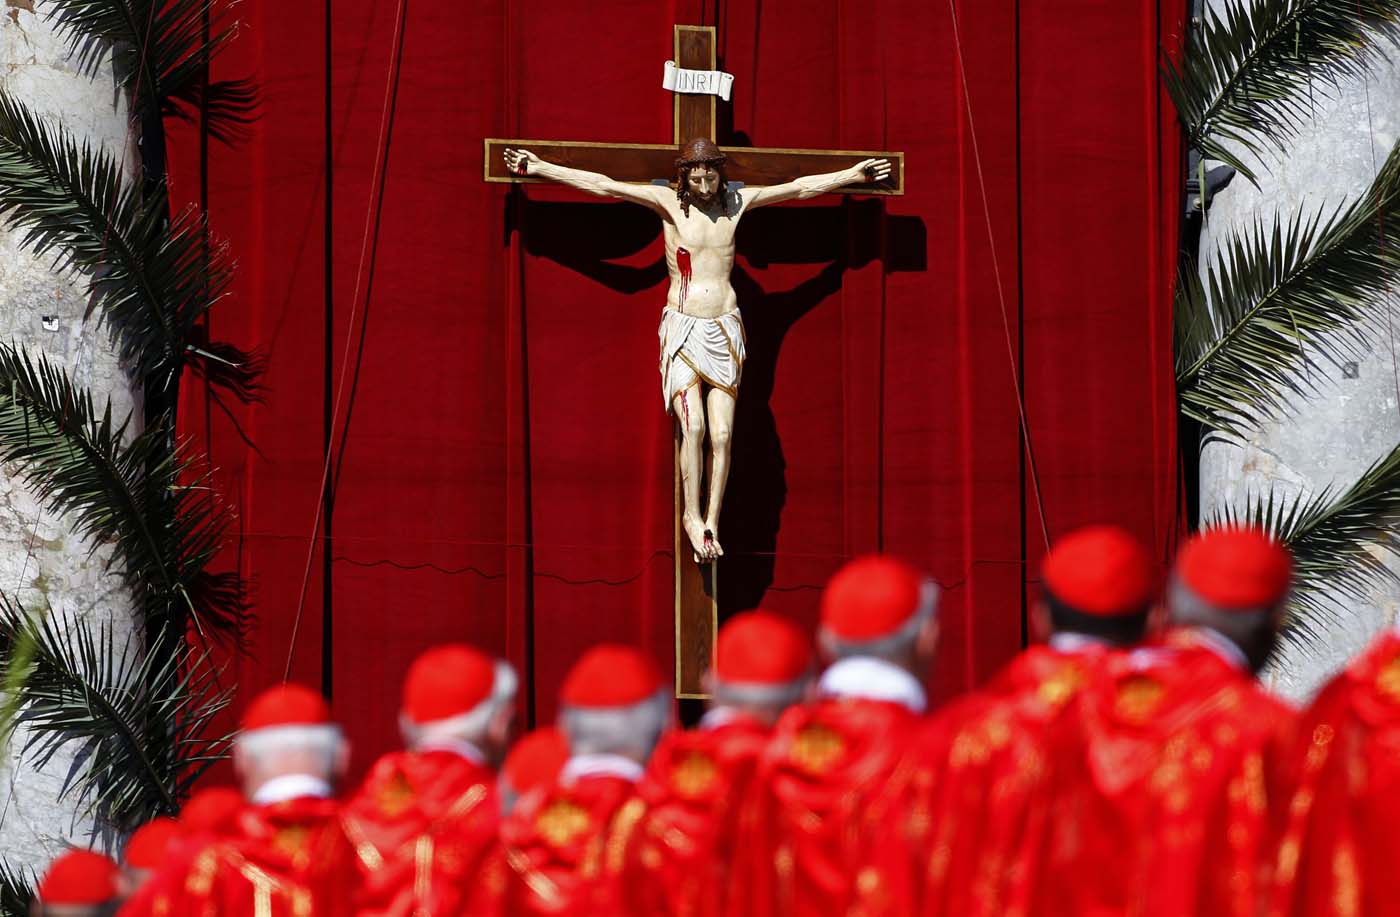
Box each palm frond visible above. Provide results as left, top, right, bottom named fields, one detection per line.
left=0, top=91, right=258, bottom=402
left=1175, top=137, right=1400, bottom=438
left=0, top=599, right=234, bottom=830
left=1208, top=441, right=1400, bottom=647
left=0, top=345, right=246, bottom=642
left=1164, top=0, right=1400, bottom=181
left=0, top=859, right=34, bottom=917
left=41, top=0, right=258, bottom=144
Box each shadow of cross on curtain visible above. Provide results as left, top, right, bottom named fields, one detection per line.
left=488, top=24, right=915, bottom=698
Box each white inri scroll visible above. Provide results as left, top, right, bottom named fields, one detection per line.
left=662, top=60, right=735, bottom=101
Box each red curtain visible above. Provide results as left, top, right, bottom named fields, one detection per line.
left=173, top=0, right=1184, bottom=774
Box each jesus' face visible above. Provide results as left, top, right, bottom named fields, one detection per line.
left=687, top=164, right=721, bottom=206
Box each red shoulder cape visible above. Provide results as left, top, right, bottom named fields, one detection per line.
left=342, top=749, right=499, bottom=916
left=1268, top=630, right=1400, bottom=917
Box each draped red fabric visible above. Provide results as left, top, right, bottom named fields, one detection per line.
left=172, top=0, right=1184, bottom=772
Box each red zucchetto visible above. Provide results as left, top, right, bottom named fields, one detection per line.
left=1176, top=525, right=1292, bottom=610
left=1042, top=524, right=1154, bottom=616
left=820, top=555, right=935, bottom=641
left=37, top=849, right=119, bottom=905
left=714, top=610, right=813, bottom=685
left=240, top=683, right=332, bottom=732
left=401, top=643, right=497, bottom=725
left=560, top=644, right=665, bottom=708
left=124, top=817, right=179, bottom=869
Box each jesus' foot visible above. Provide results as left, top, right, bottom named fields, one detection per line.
left=703, top=518, right=724, bottom=559
left=684, top=513, right=716, bottom=564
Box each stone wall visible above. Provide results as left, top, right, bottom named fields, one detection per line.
left=1196, top=19, right=1400, bottom=701
left=0, top=1, right=139, bottom=875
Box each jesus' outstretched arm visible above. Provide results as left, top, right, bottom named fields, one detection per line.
left=740, top=157, right=893, bottom=210
left=502, top=148, right=669, bottom=213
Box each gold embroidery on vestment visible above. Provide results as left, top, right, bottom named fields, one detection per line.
left=535, top=798, right=593, bottom=848
left=790, top=723, right=847, bottom=773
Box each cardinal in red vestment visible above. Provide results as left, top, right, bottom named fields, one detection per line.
left=618, top=610, right=814, bottom=917
left=499, top=726, right=569, bottom=816
left=119, top=816, right=180, bottom=900
left=865, top=525, right=1155, bottom=917
left=1266, top=625, right=1400, bottom=917
left=1031, top=525, right=1297, bottom=917
left=341, top=643, right=518, bottom=916
left=491, top=644, right=670, bottom=915
left=730, top=555, right=939, bottom=917
left=34, top=849, right=121, bottom=916
left=120, top=683, right=358, bottom=916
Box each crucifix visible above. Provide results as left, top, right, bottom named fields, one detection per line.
left=485, top=25, right=904, bottom=698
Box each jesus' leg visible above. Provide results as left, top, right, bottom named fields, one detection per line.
left=702, top=386, right=736, bottom=559
left=674, top=383, right=714, bottom=563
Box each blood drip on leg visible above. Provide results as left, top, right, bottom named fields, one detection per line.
left=679, top=389, right=690, bottom=429
left=676, top=247, right=692, bottom=312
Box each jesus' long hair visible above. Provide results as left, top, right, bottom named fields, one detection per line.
left=675, top=160, right=729, bottom=217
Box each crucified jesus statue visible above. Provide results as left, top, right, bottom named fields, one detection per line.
left=504, top=139, right=892, bottom=563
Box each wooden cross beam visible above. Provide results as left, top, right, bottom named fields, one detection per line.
left=485, top=25, right=903, bottom=698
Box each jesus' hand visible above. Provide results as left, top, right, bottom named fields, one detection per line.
left=856, top=158, right=893, bottom=183
left=503, top=148, right=539, bottom=176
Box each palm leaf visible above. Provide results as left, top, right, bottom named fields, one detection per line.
left=1164, top=0, right=1400, bottom=181
left=0, top=345, right=246, bottom=642
left=0, top=859, right=34, bottom=917
left=0, top=599, right=233, bottom=830
left=41, top=0, right=258, bottom=144
left=1175, top=137, right=1400, bottom=438
left=1207, top=441, right=1400, bottom=647
left=0, top=91, right=259, bottom=402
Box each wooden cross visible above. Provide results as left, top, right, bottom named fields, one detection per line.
left=485, top=25, right=904, bottom=698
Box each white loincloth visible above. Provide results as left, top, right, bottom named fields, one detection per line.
left=658, top=308, right=746, bottom=411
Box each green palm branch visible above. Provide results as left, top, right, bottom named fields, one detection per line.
left=0, top=859, right=34, bottom=917
left=0, top=91, right=259, bottom=403
left=0, top=598, right=233, bottom=831
left=1175, top=137, right=1400, bottom=438
left=0, top=345, right=245, bottom=642
left=1164, top=0, right=1400, bottom=181
left=42, top=0, right=257, bottom=144
left=1207, top=441, right=1400, bottom=646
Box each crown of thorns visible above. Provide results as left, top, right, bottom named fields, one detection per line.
left=675, top=138, right=727, bottom=167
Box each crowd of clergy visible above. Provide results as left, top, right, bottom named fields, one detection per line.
left=25, top=523, right=1399, bottom=915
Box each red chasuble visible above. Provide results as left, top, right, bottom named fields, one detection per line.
left=731, top=688, right=922, bottom=917
left=341, top=747, right=500, bottom=916
left=617, top=714, right=770, bottom=917
left=126, top=795, right=357, bottom=916
left=862, top=642, right=1108, bottom=917
left=490, top=764, right=649, bottom=916
left=1267, top=630, right=1400, bottom=917
left=1032, top=629, right=1295, bottom=917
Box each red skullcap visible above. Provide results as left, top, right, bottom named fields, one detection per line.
left=560, top=645, right=665, bottom=708
left=179, top=787, right=244, bottom=836
left=402, top=643, right=497, bottom=724
left=124, top=817, right=179, bottom=870
left=1042, top=525, right=1155, bottom=616
left=1176, top=526, right=1293, bottom=610
left=37, top=849, right=119, bottom=905
left=501, top=726, right=569, bottom=794
left=240, top=683, right=331, bottom=732
left=820, top=555, right=930, bottom=641
left=715, top=610, right=813, bottom=685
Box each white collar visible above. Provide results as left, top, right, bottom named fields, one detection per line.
left=1048, top=632, right=1109, bottom=654
left=817, top=656, right=927, bottom=713
left=415, top=736, right=487, bottom=766
left=559, top=753, right=645, bottom=785
left=1184, top=626, right=1250, bottom=672
left=699, top=706, right=745, bottom=731
left=250, top=774, right=333, bottom=806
